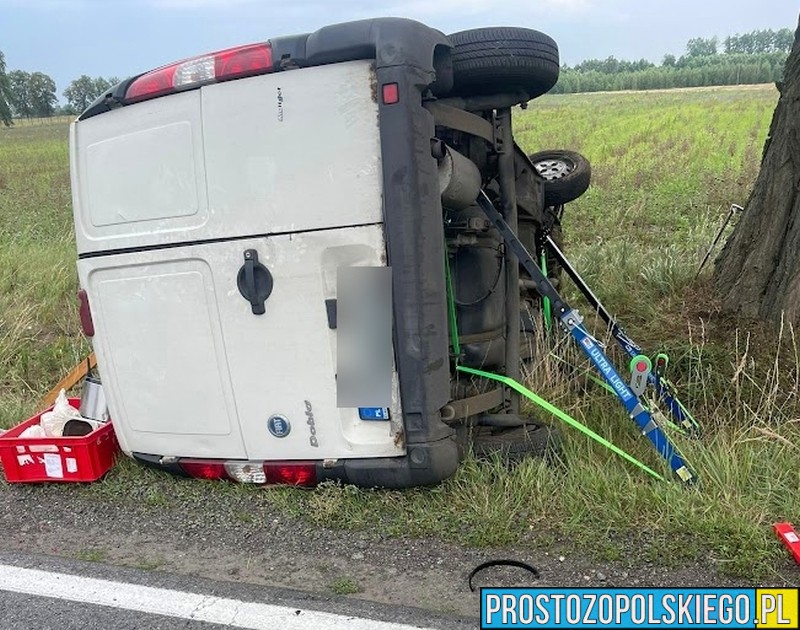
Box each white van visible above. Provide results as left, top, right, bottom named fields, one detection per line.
left=70, top=18, right=567, bottom=488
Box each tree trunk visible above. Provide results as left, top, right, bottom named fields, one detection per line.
left=714, top=15, right=800, bottom=324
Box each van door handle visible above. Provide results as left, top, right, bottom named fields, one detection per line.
left=237, top=249, right=274, bottom=315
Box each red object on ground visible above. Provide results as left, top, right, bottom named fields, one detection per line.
left=774, top=522, right=800, bottom=565
left=0, top=398, right=119, bottom=483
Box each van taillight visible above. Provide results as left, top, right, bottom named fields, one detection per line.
left=178, top=459, right=317, bottom=486
left=265, top=463, right=317, bottom=487
left=125, top=42, right=273, bottom=103
left=179, top=460, right=230, bottom=480
left=78, top=289, right=94, bottom=337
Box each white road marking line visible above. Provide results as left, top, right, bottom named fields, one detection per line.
left=0, top=564, right=436, bottom=630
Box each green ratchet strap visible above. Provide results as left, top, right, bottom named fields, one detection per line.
left=456, top=365, right=665, bottom=482
left=444, top=247, right=461, bottom=358
left=540, top=251, right=552, bottom=333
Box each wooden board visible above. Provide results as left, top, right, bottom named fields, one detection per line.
left=39, top=353, right=97, bottom=411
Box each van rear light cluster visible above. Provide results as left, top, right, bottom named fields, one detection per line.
left=125, top=43, right=273, bottom=103
left=265, top=463, right=316, bottom=486
left=178, top=459, right=317, bottom=486
left=179, top=460, right=229, bottom=481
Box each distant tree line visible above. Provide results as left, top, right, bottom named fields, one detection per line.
left=552, top=28, right=793, bottom=94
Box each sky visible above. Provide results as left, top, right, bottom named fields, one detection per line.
left=0, top=0, right=797, bottom=99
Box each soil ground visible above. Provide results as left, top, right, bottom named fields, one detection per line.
left=0, top=481, right=779, bottom=620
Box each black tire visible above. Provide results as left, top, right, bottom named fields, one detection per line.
left=528, top=149, right=591, bottom=206
left=472, top=423, right=560, bottom=463
left=448, top=27, right=559, bottom=98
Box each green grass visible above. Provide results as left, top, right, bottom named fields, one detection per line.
left=135, top=557, right=166, bottom=571
left=327, top=577, right=363, bottom=595
left=74, top=548, right=107, bottom=563
left=0, top=122, right=90, bottom=427
left=2, top=85, right=798, bottom=581
left=515, top=84, right=774, bottom=319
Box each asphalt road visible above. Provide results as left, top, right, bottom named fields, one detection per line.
left=0, top=552, right=478, bottom=630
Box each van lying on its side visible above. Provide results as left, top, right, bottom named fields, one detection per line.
left=71, top=18, right=582, bottom=489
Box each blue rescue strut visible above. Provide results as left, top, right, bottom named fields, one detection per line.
left=476, top=191, right=695, bottom=484
left=544, top=235, right=701, bottom=436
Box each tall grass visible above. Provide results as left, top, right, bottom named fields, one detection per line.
left=0, top=123, right=89, bottom=426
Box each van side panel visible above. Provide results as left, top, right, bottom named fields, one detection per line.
left=86, top=122, right=200, bottom=227
left=219, top=227, right=404, bottom=460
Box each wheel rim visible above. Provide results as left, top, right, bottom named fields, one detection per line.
left=533, top=158, right=574, bottom=181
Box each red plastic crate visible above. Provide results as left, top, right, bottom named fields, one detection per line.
left=774, top=522, right=800, bottom=565
left=0, top=398, right=119, bottom=483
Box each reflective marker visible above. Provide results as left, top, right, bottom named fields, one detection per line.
left=382, top=82, right=399, bottom=104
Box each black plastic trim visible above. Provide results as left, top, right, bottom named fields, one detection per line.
left=78, top=77, right=137, bottom=121
left=132, top=452, right=191, bottom=478
left=324, top=299, right=337, bottom=330
left=370, top=34, right=459, bottom=485
left=318, top=437, right=460, bottom=487
left=272, top=17, right=453, bottom=87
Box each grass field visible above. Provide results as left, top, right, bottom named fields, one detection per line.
left=1, top=84, right=798, bottom=580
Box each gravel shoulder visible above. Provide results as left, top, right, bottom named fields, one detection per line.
left=2, top=480, right=791, bottom=620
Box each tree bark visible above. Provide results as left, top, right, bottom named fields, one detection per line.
left=714, top=15, right=800, bottom=325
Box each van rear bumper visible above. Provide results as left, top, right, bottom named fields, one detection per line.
left=131, top=434, right=460, bottom=489
left=318, top=434, right=460, bottom=488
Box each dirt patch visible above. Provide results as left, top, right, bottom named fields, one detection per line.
left=1, top=483, right=785, bottom=619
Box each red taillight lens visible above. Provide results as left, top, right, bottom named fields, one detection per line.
left=264, top=463, right=317, bottom=487
left=179, top=460, right=230, bottom=481
left=125, top=66, right=177, bottom=102
left=125, top=42, right=273, bottom=103
left=78, top=289, right=94, bottom=337
left=215, top=44, right=273, bottom=81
